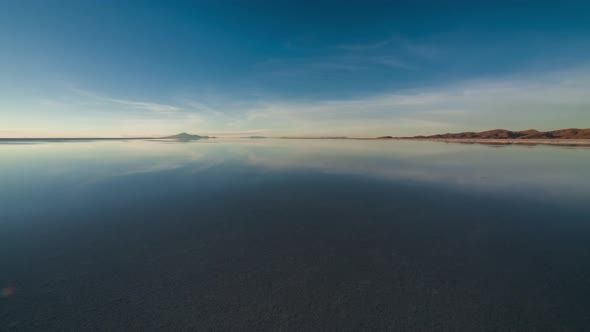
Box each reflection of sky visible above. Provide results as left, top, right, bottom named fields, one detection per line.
left=2, top=140, right=589, bottom=209
left=238, top=140, right=590, bottom=201
left=3, top=143, right=590, bottom=330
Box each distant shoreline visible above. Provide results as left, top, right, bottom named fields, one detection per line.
left=0, top=137, right=157, bottom=141
left=2, top=136, right=590, bottom=147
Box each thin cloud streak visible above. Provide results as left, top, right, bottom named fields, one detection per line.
left=338, top=38, right=393, bottom=51
left=68, top=87, right=182, bottom=113
left=258, top=54, right=415, bottom=77
left=104, top=98, right=181, bottom=113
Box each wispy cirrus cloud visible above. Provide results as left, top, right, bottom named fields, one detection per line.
left=4, top=64, right=590, bottom=138
left=263, top=36, right=443, bottom=79
left=67, top=87, right=182, bottom=113
left=102, top=98, right=181, bottom=113
left=337, top=35, right=442, bottom=59
left=338, top=38, right=393, bottom=51
left=258, top=54, right=414, bottom=78
left=225, top=65, right=590, bottom=136
left=405, top=43, right=441, bottom=59
left=53, top=65, right=589, bottom=138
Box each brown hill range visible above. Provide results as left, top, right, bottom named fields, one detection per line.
left=406, top=128, right=590, bottom=140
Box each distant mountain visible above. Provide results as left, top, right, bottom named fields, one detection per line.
left=161, top=132, right=209, bottom=140
left=385, top=128, right=590, bottom=140
left=241, top=136, right=267, bottom=139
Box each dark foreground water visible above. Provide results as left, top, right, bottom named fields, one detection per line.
left=1, top=139, right=590, bottom=331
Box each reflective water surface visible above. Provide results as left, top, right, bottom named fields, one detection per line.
left=1, top=139, right=590, bottom=330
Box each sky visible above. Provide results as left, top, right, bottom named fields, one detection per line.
left=1, top=0, right=590, bottom=138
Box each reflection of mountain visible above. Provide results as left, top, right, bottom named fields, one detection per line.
left=389, top=128, right=590, bottom=139
left=161, top=132, right=209, bottom=140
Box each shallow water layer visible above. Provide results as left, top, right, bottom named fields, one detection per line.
left=1, top=139, right=590, bottom=331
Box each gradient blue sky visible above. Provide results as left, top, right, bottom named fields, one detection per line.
left=1, top=1, right=590, bottom=137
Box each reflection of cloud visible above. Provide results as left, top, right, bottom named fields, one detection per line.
left=231, top=140, right=590, bottom=202
left=12, top=140, right=215, bottom=188
left=3, top=140, right=589, bottom=206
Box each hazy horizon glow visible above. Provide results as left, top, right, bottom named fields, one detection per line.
left=1, top=1, right=590, bottom=138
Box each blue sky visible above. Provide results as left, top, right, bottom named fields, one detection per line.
left=1, top=1, right=590, bottom=137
